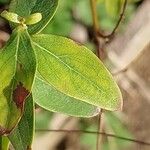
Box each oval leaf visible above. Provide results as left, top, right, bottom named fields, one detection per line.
left=8, top=95, right=34, bottom=150
left=32, top=34, right=122, bottom=111
left=33, top=74, right=100, bottom=117
left=9, top=0, right=59, bottom=34
left=0, top=27, right=36, bottom=135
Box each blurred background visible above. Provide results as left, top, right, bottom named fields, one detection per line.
left=0, top=0, right=150, bottom=150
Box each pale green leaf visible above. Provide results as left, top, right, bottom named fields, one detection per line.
left=0, top=27, right=36, bottom=135
left=8, top=95, right=34, bottom=150
left=33, top=74, right=100, bottom=117
left=1, top=10, right=20, bottom=24
left=9, top=0, right=59, bottom=34
left=32, top=34, right=122, bottom=111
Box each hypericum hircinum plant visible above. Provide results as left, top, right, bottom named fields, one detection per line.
left=0, top=0, right=122, bottom=149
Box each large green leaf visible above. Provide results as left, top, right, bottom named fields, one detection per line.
left=0, top=136, right=9, bottom=150
left=32, top=34, right=122, bottom=111
left=9, top=0, right=59, bottom=34
left=8, top=95, right=34, bottom=150
left=33, top=74, right=100, bottom=117
left=0, top=27, right=36, bottom=135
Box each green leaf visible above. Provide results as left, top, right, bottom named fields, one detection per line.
left=33, top=74, right=100, bottom=117
left=8, top=95, right=34, bottom=150
left=1, top=10, right=20, bottom=24
left=0, top=32, right=21, bottom=135
left=32, top=34, right=122, bottom=111
left=0, top=136, right=9, bottom=150
left=9, top=0, right=59, bottom=34
left=0, top=26, right=36, bottom=135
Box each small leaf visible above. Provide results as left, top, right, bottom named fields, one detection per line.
left=0, top=27, right=36, bottom=135
left=25, top=13, right=42, bottom=25
left=1, top=10, right=20, bottom=23
left=9, top=0, right=59, bottom=34
left=0, top=136, right=9, bottom=150
left=32, top=34, right=122, bottom=111
left=33, top=74, right=100, bottom=117
left=8, top=95, right=34, bottom=150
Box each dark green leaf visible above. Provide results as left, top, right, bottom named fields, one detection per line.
left=0, top=26, right=36, bottom=135
left=8, top=95, right=34, bottom=150
left=32, top=34, right=122, bottom=111
left=9, top=0, right=59, bottom=34
left=0, top=31, right=21, bottom=135
left=33, top=74, right=100, bottom=117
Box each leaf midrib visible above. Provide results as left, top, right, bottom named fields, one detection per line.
left=33, top=42, right=103, bottom=95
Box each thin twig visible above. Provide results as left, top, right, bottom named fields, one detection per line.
left=90, top=1, right=105, bottom=147
left=90, top=0, right=100, bottom=34
left=90, top=0, right=106, bottom=60
left=113, top=67, right=128, bottom=76
left=98, top=0, right=128, bottom=39
left=36, top=129, right=150, bottom=146
left=90, top=0, right=101, bottom=58
left=96, top=110, right=103, bottom=150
